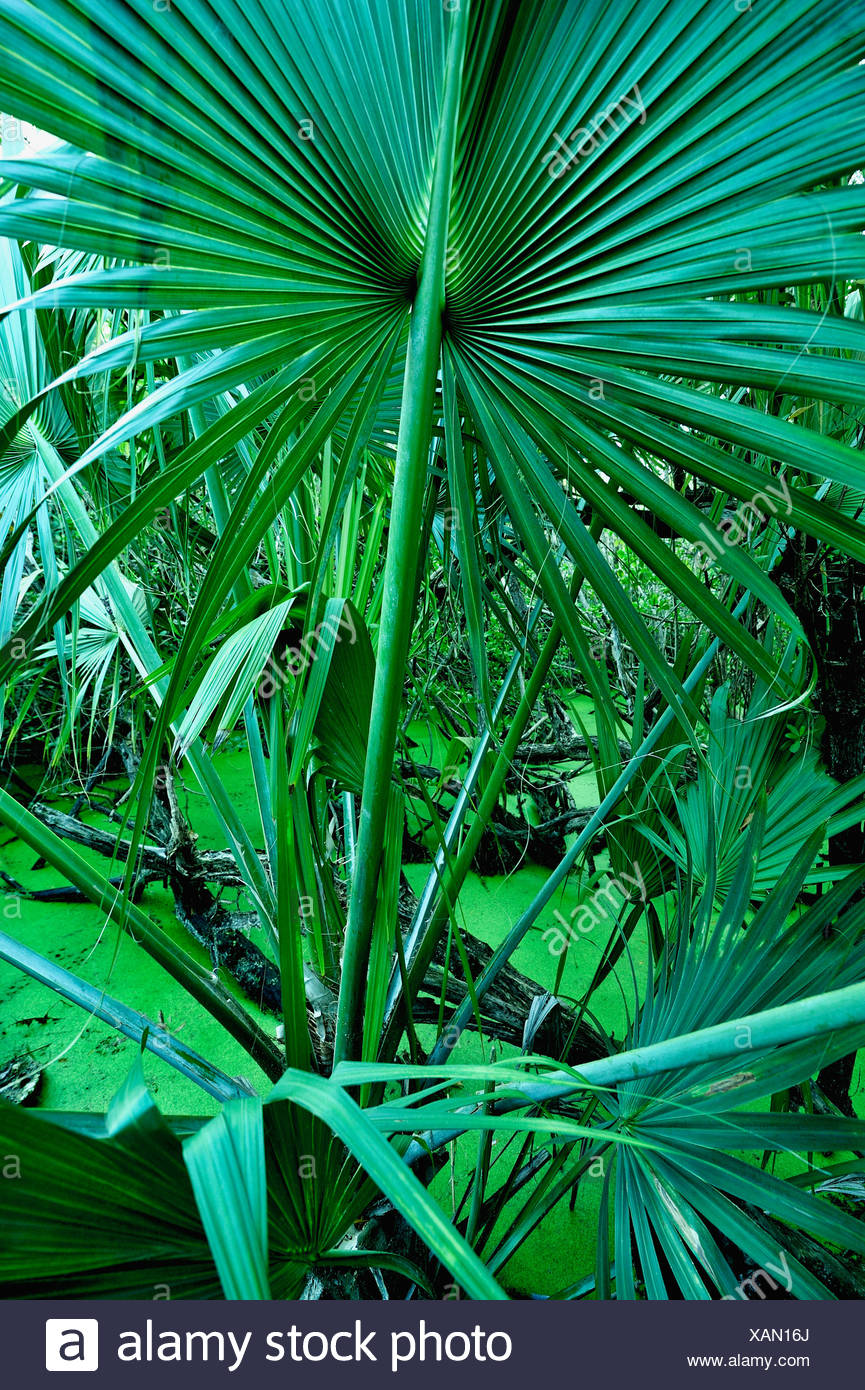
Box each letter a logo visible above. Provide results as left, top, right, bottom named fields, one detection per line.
left=45, top=1320, right=99, bottom=1372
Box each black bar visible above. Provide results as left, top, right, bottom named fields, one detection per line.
left=4, top=1298, right=848, bottom=1387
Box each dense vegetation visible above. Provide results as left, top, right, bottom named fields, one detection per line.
left=1, top=0, right=865, bottom=1300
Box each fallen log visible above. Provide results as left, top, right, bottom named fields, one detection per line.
left=23, top=792, right=608, bottom=1071
left=513, top=733, right=631, bottom=764
left=28, top=802, right=248, bottom=888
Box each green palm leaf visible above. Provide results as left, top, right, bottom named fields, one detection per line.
left=1, top=0, right=864, bottom=1069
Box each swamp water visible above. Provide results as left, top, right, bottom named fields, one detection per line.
left=2, top=699, right=862, bottom=1295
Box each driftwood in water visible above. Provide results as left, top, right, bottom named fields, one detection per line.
left=26, top=801, right=247, bottom=888
left=513, top=732, right=631, bottom=765
left=23, top=796, right=283, bottom=1016
left=401, top=794, right=604, bottom=874
left=421, top=931, right=607, bottom=1064
left=351, top=876, right=608, bottom=1067
left=25, top=782, right=608, bottom=1071
left=1, top=869, right=145, bottom=904
left=0, top=1055, right=42, bottom=1106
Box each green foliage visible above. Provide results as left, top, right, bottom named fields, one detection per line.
left=0, top=0, right=864, bottom=1301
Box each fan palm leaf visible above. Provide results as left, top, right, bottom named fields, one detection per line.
left=0, top=0, right=863, bottom=1062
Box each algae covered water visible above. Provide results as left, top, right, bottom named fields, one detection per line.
left=4, top=701, right=863, bottom=1298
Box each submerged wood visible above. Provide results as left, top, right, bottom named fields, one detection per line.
left=26, top=797, right=607, bottom=1072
